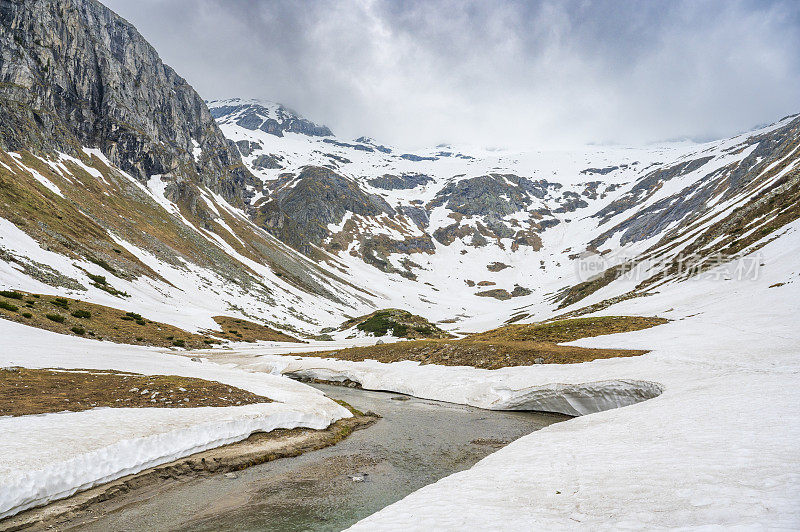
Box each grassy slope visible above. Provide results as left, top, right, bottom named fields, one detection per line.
left=0, top=367, right=272, bottom=417
left=300, top=316, right=668, bottom=369
left=0, top=291, right=299, bottom=348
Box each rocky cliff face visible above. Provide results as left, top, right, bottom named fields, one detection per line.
left=428, top=174, right=556, bottom=216
left=0, top=0, right=256, bottom=206
left=254, top=166, right=395, bottom=253
left=210, top=99, right=333, bottom=138
left=0, top=0, right=378, bottom=336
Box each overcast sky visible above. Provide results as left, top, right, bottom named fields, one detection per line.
left=104, top=0, right=799, bottom=149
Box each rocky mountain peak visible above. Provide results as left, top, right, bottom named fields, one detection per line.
left=0, top=0, right=258, bottom=207
left=208, top=98, right=333, bottom=138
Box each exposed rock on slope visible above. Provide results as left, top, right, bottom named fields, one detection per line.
left=0, top=0, right=256, bottom=207
left=254, top=166, right=395, bottom=253
left=209, top=98, right=332, bottom=138
left=428, top=174, right=555, bottom=216
left=0, top=0, right=378, bottom=336
left=368, top=173, right=433, bottom=190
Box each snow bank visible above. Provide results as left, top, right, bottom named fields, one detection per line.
left=0, top=321, right=350, bottom=519
left=280, top=365, right=663, bottom=417
left=345, top=223, right=800, bottom=529
left=213, top=221, right=800, bottom=529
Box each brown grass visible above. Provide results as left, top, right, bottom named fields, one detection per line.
left=297, top=316, right=668, bottom=369
left=0, top=367, right=271, bottom=417
left=211, top=316, right=299, bottom=342
left=468, top=316, right=669, bottom=342
left=0, top=291, right=215, bottom=348
left=0, top=291, right=298, bottom=348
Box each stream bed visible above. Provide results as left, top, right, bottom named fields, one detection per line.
left=69, top=383, right=568, bottom=531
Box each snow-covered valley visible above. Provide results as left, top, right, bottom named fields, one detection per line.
left=0, top=0, right=799, bottom=529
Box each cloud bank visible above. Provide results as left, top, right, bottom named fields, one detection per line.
left=104, top=0, right=800, bottom=148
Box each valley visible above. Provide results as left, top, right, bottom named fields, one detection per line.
left=0, top=0, right=798, bottom=529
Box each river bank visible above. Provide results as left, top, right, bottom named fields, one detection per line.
left=36, top=383, right=567, bottom=531
left=0, top=405, right=378, bottom=531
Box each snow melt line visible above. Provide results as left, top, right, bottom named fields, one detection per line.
left=253, top=359, right=664, bottom=417
left=0, top=407, right=332, bottom=519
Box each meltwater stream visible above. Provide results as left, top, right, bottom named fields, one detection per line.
left=70, top=383, right=568, bottom=531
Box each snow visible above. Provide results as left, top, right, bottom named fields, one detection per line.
left=191, top=139, right=202, bottom=161
left=208, top=221, right=800, bottom=529
left=1, top=102, right=797, bottom=525
left=0, top=322, right=350, bottom=519
left=7, top=153, right=64, bottom=197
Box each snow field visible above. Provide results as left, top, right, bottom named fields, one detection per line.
left=0, top=322, right=351, bottom=519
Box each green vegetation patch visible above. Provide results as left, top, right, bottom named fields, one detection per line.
left=87, top=273, right=107, bottom=285
left=88, top=257, right=116, bottom=274
left=0, top=301, right=19, bottom=312
left=343, top=309, right=453, bottom=339
left=0, top=290, right=23, bottom=300
left=51, top=297, right=70, bottom=310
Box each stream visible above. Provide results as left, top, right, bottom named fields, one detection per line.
left=68, top=383, right=568, bottom=531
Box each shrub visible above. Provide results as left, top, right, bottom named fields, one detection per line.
left=356, top=311, right=396, bottom=336
left=21, top=312, right=32, bottom=318
left=0, top=301, right=19, bottom=312
left=135, top=336, right=144, bottom=341
left=0, top=290, right=23, bottom=300
left=392, top=324, right=409, bottom=337
left=172, top=339, right=186, bottom=347
left=72, top=310, right=92, bottom=319
left=71, top=326, right=86, bottom=335
left=87, top=273, right=107, bottom=285
left=25, top=299, right=36, bottom=305
left=52, top=297, right=70, bottom=309
left=88, top=257, right=116, bottom=273
left=121, top=312, right=144, bottom=322
left=45, top=313, right=65, bottom=323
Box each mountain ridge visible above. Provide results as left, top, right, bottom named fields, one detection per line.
left=0, top=0, right=797, bottom=339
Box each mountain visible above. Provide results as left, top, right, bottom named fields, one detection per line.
left=210, top=98, right=800, bottom=329
left=0, top=2, right=798, bottom=341
left=209, top=98, right=333, bottom=138
left=0, top=0, right=254, bottom=206
left=0, top=0, right=376, bottom=337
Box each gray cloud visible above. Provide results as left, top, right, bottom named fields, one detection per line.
left=103, top=0, right=800, bottom=148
